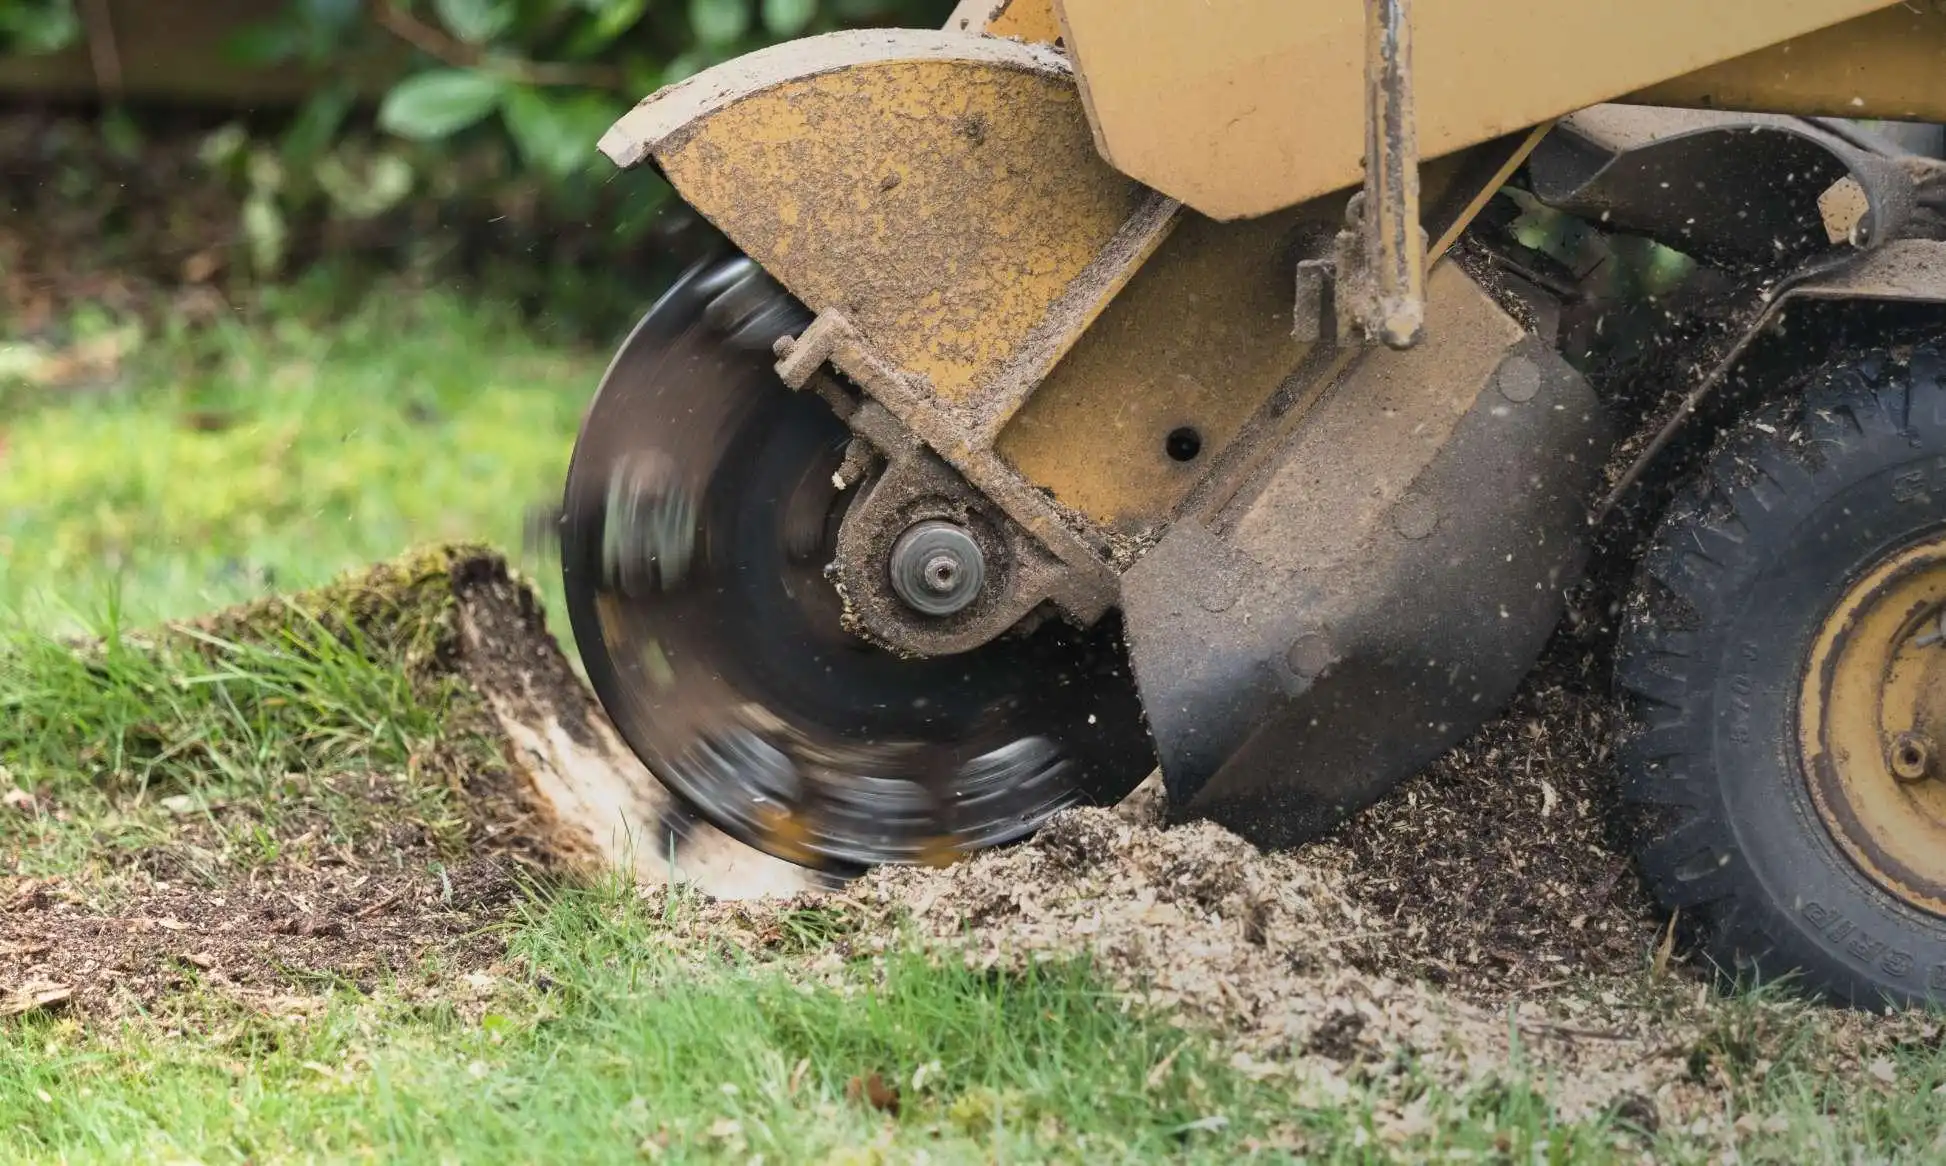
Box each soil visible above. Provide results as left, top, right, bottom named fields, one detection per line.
left=0, top=849, right=515, bottom=1019
left=0, top=693, right=552, bottom=1024
left=0, top=550, right=554, bottom=1020
left=0, top=547, right=1708, bottom=1030
left=8, top=546, right=1940, bottom=1138
left=0, top=546, right=811, bottom=1022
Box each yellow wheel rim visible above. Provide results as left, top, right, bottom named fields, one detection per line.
left=1800, top=534, right=1946, bottom=918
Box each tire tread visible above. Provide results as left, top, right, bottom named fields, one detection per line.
left=1615, top=343, right=1946, bottom=1007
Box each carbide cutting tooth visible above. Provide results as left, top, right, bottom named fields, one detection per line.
left=600, top=452, right=697, bottom=596
left=703, top=261, right=813, bottom=351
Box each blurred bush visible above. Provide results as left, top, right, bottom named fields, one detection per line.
left=0, top=0, right=952, bottom=326
left=234, top=0, right=952, bottom=178
left=0, top=0, right=79, bottom=54
left=1, top=0, right=953, bottom=176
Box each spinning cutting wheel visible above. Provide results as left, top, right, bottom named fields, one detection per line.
left=558, top=255, right=1157, bottom=871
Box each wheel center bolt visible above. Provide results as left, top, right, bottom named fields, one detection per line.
left=889, top=521, right=985, bottom=617
left=1888, top=731, right=1935, bottom=783
left=923, top=554, right=960, bottom=592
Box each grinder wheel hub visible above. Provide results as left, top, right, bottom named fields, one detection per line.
left=889, top=520, right=985, bottom=616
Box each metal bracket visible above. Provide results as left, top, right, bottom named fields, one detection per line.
left=1294, top=0, right=1428, bottom=350
left=774, top=310, right=1121, bottom=635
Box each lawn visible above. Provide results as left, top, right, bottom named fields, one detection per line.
left=0, top=277, right=597, bottom=633
left=3, top=280, right=1945, bottom=1164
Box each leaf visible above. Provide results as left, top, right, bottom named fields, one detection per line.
left=281, top=83, right=356, bottom=165
left=220, top=23, right=302, bottom=67
left=1651, top=908, right=1679, bottom=977
left=197, top=123, right=250, bottom=171
left=501, top=87, right=626, bottom=178
left=291, top=0, right=363, bottom=63
left=563, top=0, right=649, bottom=54
left=659, top=50, right=706, bottom=86
left=845, top=1072, right=901, bottom=1115
left=377, top=70, right=507, bottom=141
left=100, top=108, right=144, bottom=161
left=608, top=175, right=673, bottom=241
left=433, top=0, right=516, bottom=44
left=761, top=0, right=816, bottom=36
left=246, top=149, right=286, bottom=196
left=689, top=0, right=750, bottom=47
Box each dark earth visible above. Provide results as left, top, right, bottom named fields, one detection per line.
left=3, top=549, right=1672, bottom=1020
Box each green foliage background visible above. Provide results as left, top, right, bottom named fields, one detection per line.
left=4, top=2, right=956, bottom=170
left=0, top=0, right=954, bottom=278
left=242, top=0, right=954, bottom=178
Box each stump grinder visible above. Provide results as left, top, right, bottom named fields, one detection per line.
left=553, top=0, right=1946, bottom=1009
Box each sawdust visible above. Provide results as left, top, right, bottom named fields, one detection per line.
left=637, top=647, right=1934, bottom=1130
left=1326, top=673, right=1666, bottom=998
left=813, top=810, right=1686, bottom=1122
left=663, top=793, right=1934, bottom=1131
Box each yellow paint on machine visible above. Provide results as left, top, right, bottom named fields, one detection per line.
left=985, top=0, right=1063, bottom=43
left=1053, top=0, right=1907, bottom=220
left=614, top=33, right=1148, bottom=409
left=996, top=207, right=1319, bottom=531
left=1799, top=536, right=1946, bottom=919
left=1630, top=3, right=1946, bottom=122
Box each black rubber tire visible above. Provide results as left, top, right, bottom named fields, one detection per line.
left=1615, top=344, right=1946, bottom=1010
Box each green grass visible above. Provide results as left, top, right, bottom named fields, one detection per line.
left=0, top=571, right=477, bottom=882
left=0, top=882, right=1640, bottom=1165
left=12, top=874, right=1946, bottom=1164
left=0, top=278, right=601, bottom=635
